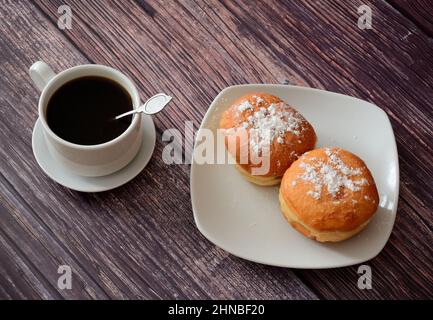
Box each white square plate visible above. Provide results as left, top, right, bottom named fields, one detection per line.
left=190, top=85, right=399, bottom=268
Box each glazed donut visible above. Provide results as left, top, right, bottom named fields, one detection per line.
left=279, top=147, right=379, bottom=242
left=219, top=93, right=316, bottom=186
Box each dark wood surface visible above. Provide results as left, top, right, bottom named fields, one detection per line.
left=0, top=0, right=432, bottom=299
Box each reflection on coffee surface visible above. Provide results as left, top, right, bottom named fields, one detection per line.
left=47, top=76, right=133, bottom=145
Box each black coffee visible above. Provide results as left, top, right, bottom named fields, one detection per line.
left=47, top=76, right=133, bottom=145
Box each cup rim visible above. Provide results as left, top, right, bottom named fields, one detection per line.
left=38, top=64, right=141, bottom=150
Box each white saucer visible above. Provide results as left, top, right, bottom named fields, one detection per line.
left=32, top=115, right=156, bottom=192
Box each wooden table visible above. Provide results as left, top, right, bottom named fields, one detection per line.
left=1, top=0, right=432, bottom=299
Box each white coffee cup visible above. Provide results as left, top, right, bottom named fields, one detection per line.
left=29, top=61, right=143, bottom=177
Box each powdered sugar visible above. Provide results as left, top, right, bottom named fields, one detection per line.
left=228, top=99, right=305, bottom=155
left=298, top=148, right=369, bottom=200
left=253, top=95, right=265, bottom=105
left=237, top=101, right=253, bottom=112
left=245, top=102, right=303, bottom=155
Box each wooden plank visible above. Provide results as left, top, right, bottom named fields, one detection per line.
left=31, top=0, right=433, bottom=299
left=389, top=0, right=433, bottom=36
left=0, top=0, right=316, bottom=299
left=0, top=0, right=109, bottom=299
left=0, top=183, right=107, bottom=299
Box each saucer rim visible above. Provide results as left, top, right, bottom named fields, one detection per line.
left=32, top=115, right=156, bottom=192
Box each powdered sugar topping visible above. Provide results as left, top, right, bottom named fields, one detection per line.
left=226, top=98, right=306, bottom=155
left=298, top=148, right=369, bottom=200
left=253, top=95, right=265, bottom=104
left=237, top=101, right=253, bottom=112
left=245, top=102, right=303, bottom=154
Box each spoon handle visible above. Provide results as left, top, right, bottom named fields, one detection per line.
left=115, top=93, right=172, bottom=120
left=115, top=109, right=138, bottom=120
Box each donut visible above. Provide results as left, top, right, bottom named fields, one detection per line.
left=219, top=93, right=317, bottom=186
left=279, top=147, right=379, bottom=242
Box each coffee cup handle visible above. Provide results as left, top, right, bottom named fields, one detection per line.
left=29, top=61, right=56, bottom=92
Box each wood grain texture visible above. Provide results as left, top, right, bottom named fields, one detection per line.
left=390, top=0, right=433, bottom=36
left=1, top=0, right=432, bottom=299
